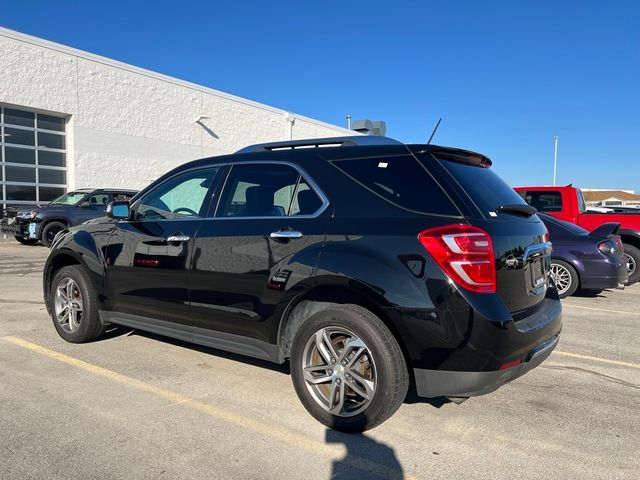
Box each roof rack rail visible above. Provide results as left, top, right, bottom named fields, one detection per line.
left=235, top=136, right=402, bottom=154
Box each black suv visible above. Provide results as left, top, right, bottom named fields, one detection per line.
left=2, top=189, right=137, bottom=246
left=43, top=137, right=561, bottom=432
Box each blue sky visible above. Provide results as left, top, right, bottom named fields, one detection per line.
left=1, top=1, right=638, bottom=189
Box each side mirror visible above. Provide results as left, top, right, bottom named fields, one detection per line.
left=78, top=200, right=91, bottom=208
left=107, top=201, right=131, bottom=220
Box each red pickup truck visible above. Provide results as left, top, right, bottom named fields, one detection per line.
left=514, top=186, right=640, bottom=284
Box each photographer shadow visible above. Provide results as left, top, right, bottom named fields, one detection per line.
left=326, top=429, right=404, bottom=479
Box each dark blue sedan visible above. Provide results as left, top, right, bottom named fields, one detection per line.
left=540, top=213, right=628, bottom=298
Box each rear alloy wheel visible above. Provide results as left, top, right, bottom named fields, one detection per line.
left=301, top=326, right=377, bottom=417
left=550, top=260, right=579, bottom=299
left=623, top=244, right=640, bottom=285
left=41, top=221, right=66, bottom=247
left=290, top=304, right=408, bottom=432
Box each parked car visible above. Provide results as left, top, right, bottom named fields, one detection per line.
left=514, top=185, right=640, bottom=284
left=539, top=213, right=628, bottom=298
left=43, top=136, right=562, bottom=432
left=1, top=189, right=137, bottom=246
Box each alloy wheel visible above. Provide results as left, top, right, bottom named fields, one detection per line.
left=624, top=253, right=636, bottom=276
left=550, top=263, right=572, bottom=295
left=54, top=278, right=83, bottom=333
left=301, top=326, right=377, bottom=417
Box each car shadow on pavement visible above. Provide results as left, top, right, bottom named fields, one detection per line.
left=571, top=289, right=608, bottom=298
left=124, top=328, right=291, bottom=374
left=326, top=429, right=404, bottom=479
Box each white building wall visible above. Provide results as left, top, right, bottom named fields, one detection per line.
left=0, top=28, right=357, bottom=192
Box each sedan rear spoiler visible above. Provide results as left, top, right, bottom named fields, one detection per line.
left=590, top=222, right=620, bottom=238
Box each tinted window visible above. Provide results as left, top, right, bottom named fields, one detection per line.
left=136, top=168, right=219, bottom=220
left=37, top=114, right=65, bottom=132
left=218, top=164, right=311, bottom=217
left=38, top=132, right=65, bottom=149
left=88, top=194, right=110, bottom=206
left=4, top=127, right=35, bottom=146
left=113, top=192, right=135, bottom=202
left=5, top=165, right=36, bottom=183
left=435, top=156, right=526, bottom=215
left=519, top=190, right=563, bottom=212
left=5, top=146, right=35, bottom=164
left=39, top=168, right=66, bottom=185
left=290, top=179, right=323, bottom=215
left=332, top=155, right=459, bottom=216
left=4, top=108, right=34, bottom=127
left=39, top=151, right=65, bottom=167
left=39, top=187, right=66, bottom=202
left=6, top=185, right=36, bottom=201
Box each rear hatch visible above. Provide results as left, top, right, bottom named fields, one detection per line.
left=412, top=147, right=551, bottom=315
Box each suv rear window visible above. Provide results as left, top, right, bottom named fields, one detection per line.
left=331, top=155, right=459, bottom=216
left=431, top=156, right=527, bottom=215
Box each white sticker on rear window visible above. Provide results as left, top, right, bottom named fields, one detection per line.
left=378, top=162, right=388, bottom=168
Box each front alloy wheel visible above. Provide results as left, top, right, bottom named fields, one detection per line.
left=301, top=327, right=377, bottom=417
left=49, top=265, right=104, bottom=343
left=54, top=277, right=83, bottom=332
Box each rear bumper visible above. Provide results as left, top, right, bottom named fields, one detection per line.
left=414, top=333, right=559, bottom=397
left=580, top=265, right=628, bottom=290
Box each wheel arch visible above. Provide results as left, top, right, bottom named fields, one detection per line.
left=619, top=230, right=640, bottom=250
left=277, top=280, right=412, bottom=373
left=43, top=251, right=81, bottom=311
left=38, top=217, right=70, bottom=240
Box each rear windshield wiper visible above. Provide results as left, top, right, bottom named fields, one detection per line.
left=495, top=204, right=538, bottom=217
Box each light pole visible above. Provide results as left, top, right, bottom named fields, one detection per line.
left=553, top=136, right=559, bottom=186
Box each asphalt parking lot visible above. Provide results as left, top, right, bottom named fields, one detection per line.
left=0, top=242, right=638, bottom=480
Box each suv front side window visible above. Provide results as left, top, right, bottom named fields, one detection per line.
left=134, top=168, right=219, bottom=221
left=218, top=163, right=324, bottom=218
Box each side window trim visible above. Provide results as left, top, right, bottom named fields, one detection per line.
left=211, top=160, right=329, bottom=219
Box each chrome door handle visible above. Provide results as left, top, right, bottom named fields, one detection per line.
left=166, top=234, right=191, bottom=243
left=270, top=230, right=303, bottom=240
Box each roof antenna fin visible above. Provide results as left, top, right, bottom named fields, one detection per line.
left=427, top=118, right=442, bottom=145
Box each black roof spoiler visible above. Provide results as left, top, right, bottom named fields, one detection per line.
left=409, top=145, right=493, bottom=168
left=236, top=136, right=403, bottom=154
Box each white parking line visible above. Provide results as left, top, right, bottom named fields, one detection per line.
left=561, top=303, right=632, bottom=315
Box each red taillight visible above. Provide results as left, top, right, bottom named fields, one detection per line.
left=544, top=230, right=550, bottom=243
left=598, top=239, right=619, bottom=255
left=418, top=224, right=497, bottom=293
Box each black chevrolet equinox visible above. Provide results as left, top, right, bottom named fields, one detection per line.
left=44, top=136, right=562, bottom=432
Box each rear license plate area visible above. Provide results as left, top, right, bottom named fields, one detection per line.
left=528, top=257, right=547, bottom=290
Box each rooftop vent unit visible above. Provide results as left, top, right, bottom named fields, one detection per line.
left=351, top=119, right=387, bottom=136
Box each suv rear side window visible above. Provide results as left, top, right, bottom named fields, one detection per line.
left=518, top=190, right=563, bottom=213
left=218, top=163, right=324, bottom=217
left=331, top=155, right=459, bottom=216
left=431, top=155, right=527, bottom=215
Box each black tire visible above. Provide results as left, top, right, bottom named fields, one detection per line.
left=49, top=265, right=104, bottom=343
left=41, top=221, right=66, bottom=247
left=550, top=260, right=579, bottom=299
left=623, top=243, right=640, bottom=285
left=290, top=304, right=408, bottom=432
left=14, top=235, right=39, bottom=245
